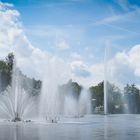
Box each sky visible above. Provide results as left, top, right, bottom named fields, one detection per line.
left=0, top=0, right=140, bottom=87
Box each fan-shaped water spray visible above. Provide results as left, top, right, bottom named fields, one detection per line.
left=0, top=64, right=35, bottom=121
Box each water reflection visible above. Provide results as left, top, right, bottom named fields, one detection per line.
left=0, top=115, right=140, bottom=140
left=0, top=122, right=39, bottom=140
left=103, top=115, right=140, bottom=140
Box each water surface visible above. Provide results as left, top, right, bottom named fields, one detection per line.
left=0, top=115, right=140, bottom=140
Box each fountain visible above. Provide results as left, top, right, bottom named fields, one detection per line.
left=39, top=56, right=92, bottom=122
left=39, top=56, right=61, bottom=122
left=12, top=113, right=21, bottom=122
left=104, top=45, right=109, bottom=115
left=40, top=84, right=91, bottom=122
left=78, top=88, right=91, bottom=116
left=0, top=54, right=91, bottom=123
left=0, top=63, right=35, bottom=122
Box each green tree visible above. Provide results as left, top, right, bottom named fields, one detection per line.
left=106, top=82, right=123, bottom=114
left=89, top=81, right=123, bottom=114
left=60, top=79, right=82, bottom=99
left=0, top=53, right=42, bottom=95
left=6, top=53, right=14, bottom=73
left=0, top=53, right=15, bottom=92
left=124, top=84, right=140, bottom=113
left=90, top=82, right=104, bottom=107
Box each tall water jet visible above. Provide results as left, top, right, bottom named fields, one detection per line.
left=64, top=92, right=79, bottom=117
left=39, top=56, right=65, bottom=121
left=104, top=44, right=109, bottom=115
left=60, top=80, right=91, bottom=117
left=104, top=44, right=118, bottom=115
left=63, top=87, right=91, bottom=117
left=78, top=88, right=91, bottom=116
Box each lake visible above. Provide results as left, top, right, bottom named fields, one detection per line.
left=0, top=114, right=140, bottom=140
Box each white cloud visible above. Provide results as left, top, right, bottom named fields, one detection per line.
left=0, top=2, right=13, bottom=10
left=0, top=2, right=70, bottom=80
left=0, top=2, right=72, bottom=87
left=128, top=44, right=140, bottom=76
left=56, top=39, right=69, bottom=50
left=70, top=60, right=104, bottom=87
left=4, top=1, right=140, bottom=89
left=95, top=15, right=123, bottom=25
left=71, top=52, right=82, bottom=60
left=116, top=0, right=131, bottom=11
left=90, top=63, right=104, bottom=83
left=94, top=9, right=140, bottom=36
left=26, top=24, right=84, bottom=51
left=95, top=8, right=140, bottom=26
left=71, top=60, right=91, bottom=78
left=106, top=44, right=140, bottom=87
left=115, top=0, right=139, bottom=12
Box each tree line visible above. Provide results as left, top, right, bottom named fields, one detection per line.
left=90, top=81, right=140, bottom=114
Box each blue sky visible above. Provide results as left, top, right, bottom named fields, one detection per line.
left=2, top=0, right=140, bottom=64
left=0, top=0, right=140, bottom=86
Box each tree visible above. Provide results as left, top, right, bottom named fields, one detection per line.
left=90, top=81, right=123, bottom=114
left=0, top=53, right=14, bottom=92
left=60, top=79, right=82, bottom=99
left=6, top=53, right=14, bottom=73
left=106, top=82, right=123, bottom=114
left=124, top=84, right=140, bottom=113
left=0, top=53, right=42, bottom=95
left=90, top=82, right=104, bottom=107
